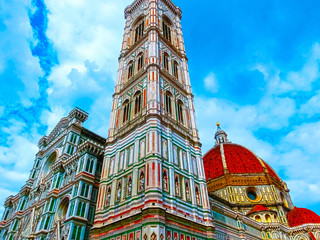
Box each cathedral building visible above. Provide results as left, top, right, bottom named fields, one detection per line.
left=1, top=0, right=320, bottom=240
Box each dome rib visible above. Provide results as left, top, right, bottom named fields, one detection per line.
left=203, top=143, right=281, bottom=182
left=203, top=146, right=224, bottom=180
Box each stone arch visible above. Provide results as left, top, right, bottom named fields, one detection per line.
left=162, top=14, right=173, bottom=27
left=122, top=99, right=130, bottom=124
left=133, top=90, right=142, bottom=115
left=41, top=150, right=59, bottom=179
left=163, top=51, right=170, bottom=71
left=255, top=215, right=262, bottom=222
left=55, top=196, right=70, bottom=221
left=176, top=99, right=184, bottom=124
left=265, top=214, right=271, bottom=223
left=133, top=14, right=145, bottom=27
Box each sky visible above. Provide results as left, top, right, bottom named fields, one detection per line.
left=0, top=0, right=320, bottom=217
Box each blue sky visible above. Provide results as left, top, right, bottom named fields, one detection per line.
left=0, top=0, right=320, bottom=217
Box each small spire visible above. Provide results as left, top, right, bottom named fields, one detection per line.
left=214, top=123, right=229, bottom=145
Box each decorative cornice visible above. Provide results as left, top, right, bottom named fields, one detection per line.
left=124, top=0, right=182, bottom=20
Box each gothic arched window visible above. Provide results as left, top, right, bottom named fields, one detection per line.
left=177, top=100, right=184, bottom=124
left=165, top=91, right=172, bottom=115
left=122, top=100, right=130, bottom=124
left=163, top=53, right=169, bottom=71
left=128, top=61, right=134, bottom=79
left=134, top=91, right=142, bottom=115
left=173, top=61, right=179, bottom=79
left=162, top=17, right=172, bottom=42
left=137, top=53, right=144, bottom=72
left=135, top=18, right=144, bottom=43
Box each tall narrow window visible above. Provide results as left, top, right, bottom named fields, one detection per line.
left=135, top=19, right=144, bottom=43
left=173, top=61, right=179, bottom=79
left=163, top=53, right=169, bottom=71
left=175, top=176, right=180, bottom=197
left=192, top=157, right=197, bottom=176
left=139, top=171, right=145, bottom=192
left=134, top=91, right=142, bottom=115
left=106, top=187, right=111, bottom=207
left=195, top=186, right=201, bottom=205
left=163, top=170, right=169, bottom=191
left=128, top=61, right=133, bottom=79
left=127, top=177, right=132, bottom=197
left=165, top=91, right=172, bottom=115
left=85, top=157, right=95, bottom=173
left=116, top=182, right=122, bottom=202
left=162, top=18, right=171, bottom=42
left=109, top=157, right=115, bottom=176
left=122, top=100, right=130, bottom=124
left=185, top=181, right=191, bottom=201
left=177, top=100, right=184, bottom=124
left=137, top=53, right=144, bottom=72
left=182, top=152, right=188, bottom=170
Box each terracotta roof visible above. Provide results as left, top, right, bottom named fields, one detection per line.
left=247, top=205, right=270, bottom=215
left=287, top=207, right=320, bottom=227
left=203, top=143, right=281, bottom=181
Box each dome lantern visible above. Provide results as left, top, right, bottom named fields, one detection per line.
left=215, top=123, right=229, bottom=146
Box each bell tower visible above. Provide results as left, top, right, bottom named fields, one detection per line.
left=91, top=0, right=214, bottom=239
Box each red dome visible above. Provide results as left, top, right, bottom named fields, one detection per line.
left=287, top=207, right=320, bottom=227
left=203, top=143, right=280, bottom=181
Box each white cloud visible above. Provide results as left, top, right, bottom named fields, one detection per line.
left=286, top=43, right=320, bottom=92
left=299, top=91, right=320, bottom=117
left=283, top=122, right=320, bottom=155
left=253, top=43, right=320, bottom=95
left=41, top=106, right=68, bottom=135
left=204, top=73, right=219, bottom=93
left=0, top=119, right=39, bottom=170
left=0, top=0, right=42, bottom=104
left=0, top=118, right=40, bottom=216
left=195, top=93, right=320, bottom=209
left=195, top=43, right=320, bottom=211
left=41, top=0, right=132, bottom=135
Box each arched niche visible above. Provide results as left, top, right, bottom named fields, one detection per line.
left=55, top=197, right=70, bottom=221
left=41, top=151, right=58, bottom=179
